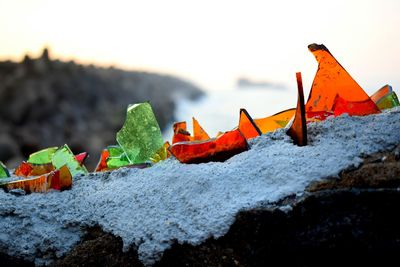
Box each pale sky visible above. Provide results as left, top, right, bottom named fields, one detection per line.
left=0, top=0, right=399, bottom=93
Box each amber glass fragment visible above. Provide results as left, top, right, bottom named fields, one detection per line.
left=48, top=165, right=72, bottom=190
left=4, top=174, right=48, bottom=193
left=14, top=161, right=55, bottom=177
left=169, top=129, right=248, bottom=164
left=254, top=109, right=295, bottom=134
left=371, top=84, right=392, bottom=103
left=287, top=72, right=307, bottom=146
left=238, top=109, right=262, bottom=140
left=305, top=44, right=379, bottom=118
left=172, top=121, right=191, bottom=144
left=192, top=117, right=210, bottom=141
left=95, top=149, right=110, bottom=172
left=164, top=141, right=171, bottom=158
left=332, top=95, right=383, bottom=117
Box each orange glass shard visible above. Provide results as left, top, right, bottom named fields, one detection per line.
left=164, top=141, right=172, bottom=158
left=169, top=129, right=248, bottom=164
left=48, top=165, right=72, bottom=191
left=287, top=72, right=307, bottom=146
left=192, top=117, right=210, bottom=141
left=332, top=95, right=383, bottom=117
left=305, top=43, right=379, bottom=119
left=4, top=174, right=48, bottom=193
left=14, top=161, right=34, bottom=177
left=95, top=149, right=110, bottom=172
left=238, top=109, right=262, bottom=140
left=172, top=121, right=191, bottom=144
left=254, top=109, right=295, bottom=134
left=371, top=84, right=392, bottom=103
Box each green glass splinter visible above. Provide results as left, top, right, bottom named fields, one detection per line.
left=27, top=147, right=58, bottom=164
left=116, top=102, right=164, bottom=164
left=0, top=161, right=10, bottom=178
left=52, top=144, right=88, bottom=177
left=106, top=145, right=131, bottom=169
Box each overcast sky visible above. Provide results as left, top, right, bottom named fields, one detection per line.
left=1, top=0, right=399, bottom=93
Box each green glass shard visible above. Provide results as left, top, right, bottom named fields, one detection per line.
left=52, top=144, right=88, bottom=177
left=0, top=161, right=10, bottom=178
left=27, top=146, right=58, bottom=164
left=116, top=102, right=164, bottom=164
left=106, top=145, right=131, bottom=168
left=376, top=91, right=400, bottom=110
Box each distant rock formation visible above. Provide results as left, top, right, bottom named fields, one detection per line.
left=236, top=77, right=286, bottom=89
left=0, top=49, right=203, bottom=169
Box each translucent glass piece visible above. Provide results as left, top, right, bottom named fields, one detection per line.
left=169, top=129, right=248, bottom=164
left=106, top=145, right=130, bottom=169
left=172, top=121, right=191, bottom=144
left=27, top=147, right=58, bottom=164
left=164, top=141, right=171, bottom=158
left=48, top=165, right=72, bottom=191
left=14, top=161, right=34, bottom=177
left=150, top=144, right=168, bottom=163
left=254, top=109, right=295, bottom=134
left=192, top=117, right=210, bottom=141
left=4, top=174, right=48, bottom=193
left=75, top=152, right=88, bottom=165
left=116, top=102, right=164, bottom=164
left=238, top=109, right=262, bottom=140
left=375, top=91, right=400, bottom=110
left=95, top=149, right=109, bottom=172
left=305, top=43, right=379, bottom=118
left=52, top=144, right=88, bottom=176
left=371, top=84, right=392, bottom=103
left=0, top=161, right=10, bottom=178
left=287, top=72, right=307, bottom=146
left=332, top=95, right=383, bottom=117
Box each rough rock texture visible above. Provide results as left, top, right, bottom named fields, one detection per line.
left=0, top=49, right=203, bottom=169
left=2, top=145, right=397, bottom=266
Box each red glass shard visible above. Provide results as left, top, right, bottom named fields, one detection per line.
left=75, top=152, right=88, bottom=165
left=192, top=117, right=210, bottom=141
left=238, top=109, right=262, bottom=140
left=169, top=129, right=248, bottom=164
left=172, top=121, right=191, bottom=144
left=287, top=72, right=307, bottom=146
left=305, top=43, right=379, bottom=118
left=95, top=149, right=110, bottom=172
left=14, top=162, right=34, bottom=177
left=332, top=95, right=382, bottom=117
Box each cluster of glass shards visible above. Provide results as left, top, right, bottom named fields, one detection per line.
left=1, top=43, right=398, bottom=192
left=0, top=145, right=88, bottom=193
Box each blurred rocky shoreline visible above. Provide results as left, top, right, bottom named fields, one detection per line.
left=0, top=49, right=203, bottom=169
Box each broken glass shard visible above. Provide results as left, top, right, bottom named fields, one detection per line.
left=371, top=84, right=392, bottom=104
left=332, top=95, right=383, bottom=117
left=238, top=109, right=262, bottom=140
left=375, top=91, right=400, bottom=110
left=52, top=144, right=88, bottom=176
left=27, top=147, right=58, bottom=164
left=169, top=129, right=248, bottom=164
left=287, top=72, right=307, bottom=146
left=254, top=109, right=295, bottom=134
left=0, top=161, right=10, bottom=178
left=305, top=43, right=379, bottom=119
left=172, top=121, right=191, bottom=144
left=95, top=149, right=109, bottom=172
left=192, top=117, right=210, bottom=141
left=106, top=145, right=130, bottom=169
left=75, top=152, right=89, bottom=165
left=116, top=102, right=164, bottom=164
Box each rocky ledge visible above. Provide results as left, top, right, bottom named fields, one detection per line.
left=2, top=145, right=398, bottom=267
